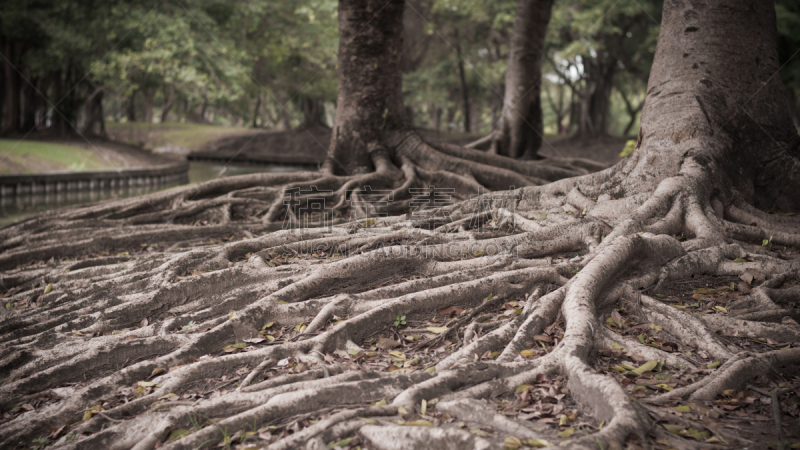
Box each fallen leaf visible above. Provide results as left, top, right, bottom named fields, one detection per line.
left=558, top=428, right=575, bottom=438
left=521, top=438, right=553, bottom=447
left=376, top=337, right=400, bottom=349
left=404, top=420, right=433, bottom=427
left=168, top=429, right=191, bottom=442
left=631, top=360, right=659, bottom=376
left=427, top=326, right=448, bottom=334
left=439, top=306, right=465, bottom=316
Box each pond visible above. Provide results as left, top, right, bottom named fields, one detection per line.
left=0, top=162, right=309, bottom=225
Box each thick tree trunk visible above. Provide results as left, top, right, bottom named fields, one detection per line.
left=622, top=0, right=799, bottom=211
left=490, top=0, right=555, bottom=159
left=326, top=0, right=408, bottom=175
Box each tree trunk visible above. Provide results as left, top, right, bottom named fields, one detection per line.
left=198, top=95, right=208, bottom=123
left=621, top=0, right=799, bottom=211
left=20, top=77, right=39, bottom=133
left=252, top=95, right=261, bottom=128
left=160, top=83, right=175, bottom=123
left=81, top=86, right=106, bottom=137
left=454, top=30, right=471, bottom=133
left=787, top=88, right=799, bottom=129
left=299, top=96, right=327, bottom=129
left=126, top=90, right=137, bottom=122
left=490, top=0, right=555, bottom=159
left=326, top=0, right=408, bottom=175
left=2, top=40, right=21, bottom=134
left=142, top=87, right=155, bottom=123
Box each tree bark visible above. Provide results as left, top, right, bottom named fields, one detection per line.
left=326, top=0, right=408, bottom=175
left=126, top=90, right=137, bottom=122
left=454, top=30, right=471, bottom=133
left=299, top=96, right=327, bottom=129
left=81, top=86, right=106, bottom=137
left=160, top=83, right=175, bottom=123
left=490, top=0, right=555, bottom=159
left=2, top=40, right=21, bottom=134
left=142, top=87, right=155, bottom=123
left=252, top=94, right=261, bottom=128
left=623, top=0, right=799, bottom=211
left=20, top=77, right=39, bottom=133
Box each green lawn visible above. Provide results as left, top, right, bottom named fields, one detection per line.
left=0, top=140, right=113, bottom=174
left=106, top=122, right=256, bottom=151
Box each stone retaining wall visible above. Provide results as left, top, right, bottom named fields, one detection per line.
left=0, top=162, right=189, bottom=198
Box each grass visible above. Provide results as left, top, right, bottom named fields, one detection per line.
left=106, top=122, right=255, bottom=151
left=0, top=140, right=113, bottom=174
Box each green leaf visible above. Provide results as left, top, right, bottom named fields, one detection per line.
left=330, top=437, right=354, bottom=448
left=558, top=427, right=575, bottom=438
left=168, top=429, right=191, bottom=442
left=631, top=360, right=659, bottom=376
left=44, top=283, right=53, bottom=294
left=674, top=405, right=691, bottom=413
left=663, top=424, right=685, bottom=434
left=733, top=258, right=747, bottom=263
left=521, top=438, right=553, bottom=447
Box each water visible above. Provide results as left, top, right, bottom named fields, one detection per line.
left=0, top=162, right=308, bottom=225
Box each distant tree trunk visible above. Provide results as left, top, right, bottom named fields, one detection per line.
left=50, top=70, right=70, bottom=135
left=326, top=0, right=407, bottom=175
left=142, top=87, right=155, bottom=123
left=585, top=55, right=616, bottom=135
left=2, top=40, right=21, bottom=134
left=160, top=83, right=175, bottom=123
left=126, top=90, right=137, bottom=122
left=252, top=95, right=261, bottom=128
left=299, top=96, right=327, bottom=128
left=489, top=0, right=555, bottom=159
left=81, top=86, right=106, bottom=137
left=544, top=82, right=567, bottom=135
left=454, top=30, right=471, bottom=133
left=199, top=95, right=208, bottom=122
left=176, top=97, right=185, bottom=123
left=21, top=77, right=39, bottom=133
left=619, top=88, right=644, bottom=137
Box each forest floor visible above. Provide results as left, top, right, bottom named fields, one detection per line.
left=6, top=238, right=794, bottom=449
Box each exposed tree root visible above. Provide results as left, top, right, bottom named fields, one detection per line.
left=2, top=137, right=800, bottom=449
